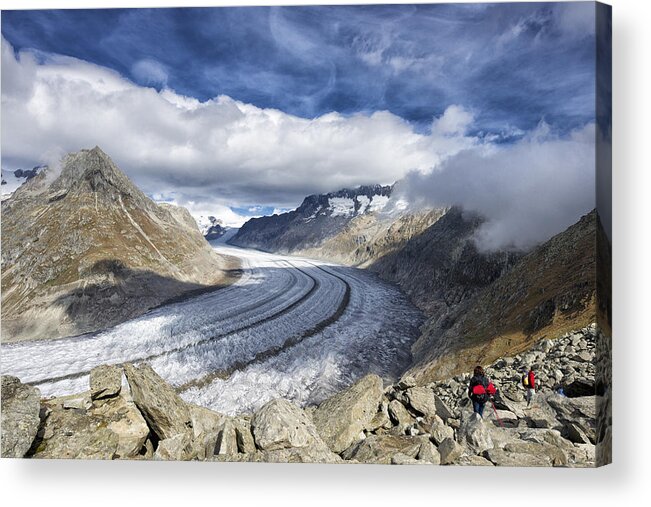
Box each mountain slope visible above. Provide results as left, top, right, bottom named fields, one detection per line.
left=369, top=207, right=519, bottom=315
left=406, top=210, right=598, bottom=383
left=1, top=147, right=237, bottom=342
left=294, top=208, right=445, bottom=268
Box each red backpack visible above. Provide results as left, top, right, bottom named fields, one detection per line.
left=471, top=382, right=496, bottom=401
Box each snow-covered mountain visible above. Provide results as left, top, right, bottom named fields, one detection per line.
left=196, top=215, right=227, bottom=240
left=229, top=184, right=395, bottom=252
left=1, top=166, right=45, bottom=201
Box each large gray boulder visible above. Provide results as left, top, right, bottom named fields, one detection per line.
left=251, top=398, right=323, bottom=451
left=257, top=445, right=342, bottom=464
left=453, top=455, right=495, bottom=466
left=90, top=364, right=122, bottom=400
left=187, top=403, right=226, bottom=460
left=433, top=394, right=455, bottom=421
left=388, top=399, right=415, bottom=430
left=458, top=413, right=494, bottom=454
left=546, top=394, right=596, bottom=443
left=341, top=434, right=422, bottom=464
left=438, top=437, right=465, bottom=465
left=312, top=374, right=384, bottom=453
left=366, top=399, right=392, bottom=432
left=31, top=400, right=120, bottom=459
left=417, top=438, right=441, bottom=464
left=91, top=393, right=149, bottom=458
left=32, top=391, right=149, bottom=460
left=405, top=387, right=438, bottom=420
left=250, top=398, right=340, bottom=463
left=483, top=428, right=571, bottom=467
left=484, top=441, right=567, bottom=467
left=391, top=453, right=424, bottom=465
left=188, top=404, right=224, bottom=436
left=429, top=414, right=454, bottom=445
left=215, top=419, right=238, bottom=456
left=233, top=416, right=256, bottom=454
left=562, top=421, right=592, bottom=444
left=1, top=375, right=41, bottom=458
left=123, top=363, right=192, bottom=440
left=154, top=433, right=192, bottom=461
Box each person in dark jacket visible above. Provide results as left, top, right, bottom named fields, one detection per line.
left=468, top=366, right=496, bottom=418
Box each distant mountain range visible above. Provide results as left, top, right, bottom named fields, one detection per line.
left=196, top=215, right=228, bottom=240
left=229, top=184, right=395, bottom=252
left=1, top=147, right=236, bottom=342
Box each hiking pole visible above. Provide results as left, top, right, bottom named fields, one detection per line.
left=491, top=400, right=505, bottom=428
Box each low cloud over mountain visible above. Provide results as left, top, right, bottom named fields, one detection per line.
left=394, top=123, right=596, bottom=251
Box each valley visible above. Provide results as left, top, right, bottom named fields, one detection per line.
left=1, top=242, right=424, bottom=415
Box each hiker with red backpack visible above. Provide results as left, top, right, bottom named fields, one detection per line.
left=522, top=367, right=536, bottom=407
left=468, top=366, right=497, bottom=418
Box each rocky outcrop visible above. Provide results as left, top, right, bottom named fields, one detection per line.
left=252, top=398, right=319, bottom=451
left=90, top=364, right=122, bottom=400
left=154, top=433, right=192, bottom=461
left=123, top=363, right=192, bottom=440
left=458, top=413, right=493, bottom=454
left=1, top=376, right=41, bottom=458
left=342, top=434, right=423, bottom=464
left=312, top=374, right=383, bottom=453
left=34, top=390, right=149, bottom=460
left=250, top=398, right=340, bottom=463
left=1, top=147, right=238, bottom=343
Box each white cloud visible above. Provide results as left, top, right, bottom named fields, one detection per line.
left=1, top=38, right=596, bottom=245
left=152, top=192, right=251, bottom=228
left=394, top=122, right=596, bottom=251
left=432, top=104, right=474, bottom=136
left=131, top=58, right=169, bottom=86
left=1, top=37, right=478, bottom=226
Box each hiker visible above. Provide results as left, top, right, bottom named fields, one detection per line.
left=468, top=366, right=497, bottom=418
left=522, top=367, right=536, bottom=407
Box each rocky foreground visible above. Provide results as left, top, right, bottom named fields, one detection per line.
left=1, top=325, right=609, bottom=466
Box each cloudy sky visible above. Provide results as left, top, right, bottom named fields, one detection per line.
left=1, top=3, right=599, bottom=246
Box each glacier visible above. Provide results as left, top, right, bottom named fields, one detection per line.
left=1, top=243, right=424, bottom=415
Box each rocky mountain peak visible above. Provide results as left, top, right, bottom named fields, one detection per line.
left=50, top=147, right=143, bottom=201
